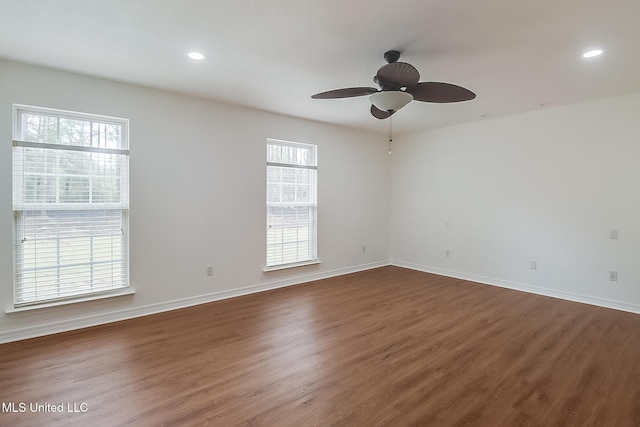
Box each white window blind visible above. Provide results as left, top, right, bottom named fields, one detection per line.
left=12, top=105, right=129, bottom=307
left=266, top=139, right=317, bottom=267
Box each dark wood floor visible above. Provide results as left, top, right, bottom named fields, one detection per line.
left=2, top=266, right=640, bottom=426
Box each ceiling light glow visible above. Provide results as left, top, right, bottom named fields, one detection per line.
left=188, top=51, right=205, bottom=60
left=582, top=49, right=603, bottom=58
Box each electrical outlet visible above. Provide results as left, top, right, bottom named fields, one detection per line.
left=609, top=229, right=619, bottom=239
left=530, top=260, right=537, bottom=270
left=206, top=266, right=214, bottom=277
left=362, top=245, right=366, bottom=253
left=445, top=250, right=451, bottom=258
left=609, top=271, right=618, bottom=282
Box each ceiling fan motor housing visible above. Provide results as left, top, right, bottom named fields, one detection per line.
left=384, top=50, right=401, bottom=63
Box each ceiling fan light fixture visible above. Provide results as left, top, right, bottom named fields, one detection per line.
left=369, top=91, right=413, bottom=112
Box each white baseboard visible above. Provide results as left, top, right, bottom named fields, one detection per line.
left=8, top=259, right=636, bottom=344
left=391, top=260, right=640, bottom=315
left=0, top=261, right=390, bottom=344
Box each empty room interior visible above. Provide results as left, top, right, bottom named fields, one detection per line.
left=1, top=1, right=640, bottom=425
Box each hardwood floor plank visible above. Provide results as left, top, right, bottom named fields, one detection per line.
left=2, top=266, right=640, bottom=426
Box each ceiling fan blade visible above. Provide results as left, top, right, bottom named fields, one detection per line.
left=370, top=105, right=395, bottom=120
left=376, top=62, right=420, bottom=88
left=406, top=82, right=476, bottom=103
left=311, top=87, right=378, bottom=99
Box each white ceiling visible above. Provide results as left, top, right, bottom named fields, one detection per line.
left=1, top=0, right=639, bottom=135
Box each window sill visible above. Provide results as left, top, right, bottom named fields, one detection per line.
left=263, top=259, right=321, bottom=272
left=6, top=288, right=136, bottom=315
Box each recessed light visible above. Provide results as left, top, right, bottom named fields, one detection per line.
left=582, top=49, right=603, bottom=58
left=188, top=51, right=205, bottom=61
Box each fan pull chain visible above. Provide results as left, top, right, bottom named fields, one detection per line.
left=388, top=115, right=393, bottom=154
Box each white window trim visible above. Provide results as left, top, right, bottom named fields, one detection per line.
left=266, top=138, right=318, bottom=269
left=11, top=104, right=130, bottom=308
left=5, top=288, right=136, bottom=314
left=263, top=259, right=321, bottom=273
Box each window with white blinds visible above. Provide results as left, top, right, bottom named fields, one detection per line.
left=266, top=139, right=317, bottom=268
left=12, top=105, right=129, bottom=307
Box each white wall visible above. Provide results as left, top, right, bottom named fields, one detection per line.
left=3, top=58, right=639, bottom=343
left=390, top=92, right=640, bottom=312
left=0, top=60, right=390, bottom=342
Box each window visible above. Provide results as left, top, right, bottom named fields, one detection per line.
left=12, top=105, right=129, bottom=307
left=266, top=139, right=317, bottom=268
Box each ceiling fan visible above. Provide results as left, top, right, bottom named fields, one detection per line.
left=311, top=50, right=476, bottom=119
